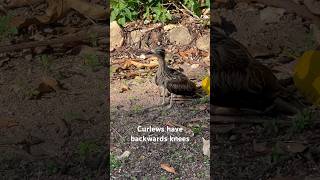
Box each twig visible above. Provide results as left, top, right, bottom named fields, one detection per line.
left=179, top=2, right=201, bottom=20
left=0, top=25, right=107, bottom=53
left=111, top=127, right=125, bottom=142
left=140, top=23, right=163, bottom=33
left=164, top=2, right=191, bottom=19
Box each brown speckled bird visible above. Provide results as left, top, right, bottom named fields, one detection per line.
left=146, top=47, right=197, bottom=109
left=212, top=27, right=302, bottom=115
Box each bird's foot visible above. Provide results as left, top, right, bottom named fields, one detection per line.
left=211, top=107, right=242, bottom=116
left=165, top=104, right=172, bottom=109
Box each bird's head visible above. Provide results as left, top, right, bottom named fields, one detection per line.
left=144, top=47, right=166, bottom=59
left=153, top=47, right=165, bottom=58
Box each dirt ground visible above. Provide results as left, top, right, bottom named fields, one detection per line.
left=110, top=16, right=210, bottom=179
left=212, top=1, right=320, bottom=180
left=0, top=1, right=108, bottom=179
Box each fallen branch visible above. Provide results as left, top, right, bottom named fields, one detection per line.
left=211, top=116, right=284, bottom=124
left=0, top=25, right=108, bottom=53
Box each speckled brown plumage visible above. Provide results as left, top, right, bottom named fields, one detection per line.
left=212, top=27, right=301, bottom=114
left=149, top=47, right=197, bottom=108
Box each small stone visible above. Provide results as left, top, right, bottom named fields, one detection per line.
left=130, top=30, right=142, bottom=44
left=260, top=7, right=286, bottom=23
left=25, top=54, right=32, bottom=61
left=304, top=0, right=320, bottom=15
left=164, top=24, right=177, bottom=31
left=168, top=26, right=192, bottom=45
left=196, top=35, right=210, bottom=52
left=43, top=28, right=54, bottom=33
left=110, top=21, right=124, bottom=50
left=191, top=64, right=200, bottom=69
left=118, top=150, right=130, bottom=159
left=202, top=137, right=210, bottom=157
left=34, top=46, right=47, bottom=54
left=229, top=134, right=238, bottom=141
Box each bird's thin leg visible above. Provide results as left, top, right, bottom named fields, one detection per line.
left=166, top=93, right=173, bottom=109
left=161, top=87, right=166, bottom=105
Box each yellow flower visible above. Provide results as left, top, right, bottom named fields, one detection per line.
left=201, top=76, right=210, bottom=95
left=293, top=50, right=320, bottom=106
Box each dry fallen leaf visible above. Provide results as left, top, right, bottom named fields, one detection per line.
left=253, top=142, right=268, bottom=153
left=36, top=76, right=61, bottom=95
left=202, top=137, right=210, bottom=157
left=119, top=84, right=129, bottom=93
left=282, top=142, right=306, bottom=153
left=0, top=118, right=18, bottom=128
left=160, top=163, right=177, bottom=174
left=117, top=151, right=130, bottom=159
left=41, top=77, right=59, bottom=90
left=9, top=0, right=106, bottom=28
left=179, top=48, right=199, bottom=59
left=123, top=59, right=158, bottom=69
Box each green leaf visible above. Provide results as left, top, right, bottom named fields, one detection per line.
left=124, top=8, right=132, bottom=20
left=110, top=9, right=119, bottom=21
left=118, top=17, right=126, bottom=26
left=205, top=0, right=210, bottom=8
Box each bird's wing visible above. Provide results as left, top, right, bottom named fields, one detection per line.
left=215, top=38, right=252, bottom=70
left=154, top=73, right=159, bottom=85
left=213, top=28, right=279, bottom=96
left=165, top=77, right=196, bottom=96
left=167, top=67, right=188, bottom=78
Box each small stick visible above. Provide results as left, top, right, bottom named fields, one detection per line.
left=179, top=2, right=201, bottom=20
left=0, top=25, right=107, bottom=53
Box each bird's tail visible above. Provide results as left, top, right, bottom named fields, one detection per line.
left=193, top=86, right=208, bottom=98
left=274, top=85, right=308, bottom=115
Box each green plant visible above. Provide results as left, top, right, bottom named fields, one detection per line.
left=291, top=108, right=314, bottom=133
left=111, top=0, right=208, bottom=26
left=271, top=143, right=281, bottom=163
left=111, top=0, right=139, bottom=26
left=64, top=112, right=82, bottom=122
left=110, top=153, right=122, bottom=170
left=191, top=125, right=202, bottom=135
left=0, top=15, right=17, bottom=41
left=111, top=0, right=172, bottom=26
left=77, top=141, right=98, bottom=160
left=147, top=2, right=172, bottom=23
left=196, top=172, right=205, bottom=178
left=205, top=0, right=210, bottom=8
left=89, top=32, right=98, bottom=47
left=46, top=161, right=59, bottom=175
left=132, top=104, right=143, bottom=113
left=193, top=96, right=209, bottom=104
left=83, top=53, right=101, bottom=71
left=40, top=54, right=52, bottom=73
left=183, top=0, right=201, bottom=16
left=160, top=176, right=167, bottom=180
left=264, top=118, right=279, bottom=136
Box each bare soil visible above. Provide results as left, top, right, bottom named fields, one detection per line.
left=212, top=2, right=320, bottom=180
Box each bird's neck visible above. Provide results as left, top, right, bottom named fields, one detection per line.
left=158, top=57, right=167, bottom=72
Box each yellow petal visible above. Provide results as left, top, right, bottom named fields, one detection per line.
left=293, top=50, right=320, bottom=106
